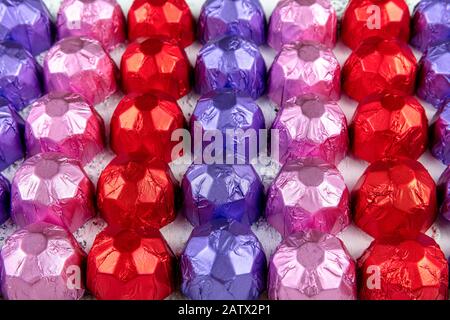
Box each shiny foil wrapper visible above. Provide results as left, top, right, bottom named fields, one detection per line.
left=353, top=158, right=437, bottom=239
left=272, top=95, right=348, bottom=165
left=195, top=35, right=266, bottom=100
left=342, top=37, right=417, bottom=103
left=358, top=234, right=448, bottom=300
left=268, top=230, right=356, bottom=300
left=430, top=101, right=450, bottom=164
left=417, top=42, right=450, bottom=107
left=57, top=0, right=126, bottom=51
left=128, top=0, right=195, bottom=49
left=121, top=38, right=191, bottom=100
left=97, top=155, right=177, bottom=232
left=266, top=158, right=350, bottom=237
left=198, top=0, right=266, bottom=45
left=351, top=92, right=428, bottom=163
left=0, top=98, right=25, bottom=171
left=25, top=92, right=105, bottom=166
left=44, top=36, right=118, bottom=106
left=181, top=164, right=264, bottom=226
left=0, top=174, right=10, bottom=225
left=11, top=152, right=96, bottom=232
left=341, top=0, right=410, bottom=50
left=87, top=227, right=175, bottom=300
left=0, top=41, right=43, bottom=111
left=411, top=0, right=450, bottom=52
left=268, top=0, right=337, bottom=51
left=181, top=219, right=266, bottom=300
left=0, top=0, right=53, bottom=56
left=0, top=222, right=86, bottom=300
left=268, top=42, right=340, bottom=107
left=438, top=167, right=450, bottom=221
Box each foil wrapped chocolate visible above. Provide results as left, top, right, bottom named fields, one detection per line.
left=25, top=92, right=105, bottom=166
left=0, top=98, right=25, bottom=171
left=353, top=158, right=437, bottom=239
left=181, top=219, right=266, bottom=300
left=358, top=234, right=448, bottom=300
left=0, top=222, right=85, bottom=300
left=195, top=35, right=266, bottom=100
left=0, top=0, right=53, bottom=56
left=0, top=41, right=42, bottom=111
left=430, top=101, right=450, bottom=164
left=268, top=42, right=340, bottom=107
left=11, top=152, right=96, bottom=232
left=44, top=36, right=117, bottom=106
left=0, top=174, right=10, bottom=224
left=272, top=95, right=348, bottom=165
left=266, top=158, right=350, bottom=237
left=57, top=0, right=126, bottom=51
left=438, top=167, right=450, bottom=221
left=87, top=227, right=175, bottom=300
left=198, top=0, right=266, bottom=45
left=268, top=0, right=337, bottom=51
left=268, top=230, right=356, bottom=300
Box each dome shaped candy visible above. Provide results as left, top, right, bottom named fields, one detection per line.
left=430, top=101, right=450, bottom=164
left=0, top=98, right=24, bottom=171
left=0, top=174, right=10, bottom=225
left=438, top=166, right=450, bottom=221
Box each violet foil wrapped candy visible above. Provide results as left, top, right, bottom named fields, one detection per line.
left=0, top=98, right=24, bottom=171
left=438, top=166, right=450, bottom=222
left=268, top=230, right=356, bottom=300
left=195, top=35, right=266, bottom=100
left=430, top=101, right=450, bottom=164
left=0, top=174, right=10, bottom=225
left=0, top=222, right=85, bottom=300
left=181, top=219, right=266, bottom=300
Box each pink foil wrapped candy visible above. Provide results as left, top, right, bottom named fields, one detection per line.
left=43, top=36, right=117, bottom=106
left=11, top=152, right=96, bottom=232
left=0, top=222, right=85, bottom=300
left=25, top=92, right=105, bottom=165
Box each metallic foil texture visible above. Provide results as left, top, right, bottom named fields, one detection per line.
left=44, top=36, right=117, bottom=106
left=351, top=92, right=428, bottom=163
left=97, top=155, right=176, bottom=232
left=272, top=95, right=348, bottom=165
left=0, top=174, right=10, bottom=224
left=0, top=98, right=25, bottom=171
left=110, top=92, right=185, bottom=163
left=268, top=42, right=340, bottom=107
left=353, top=158, right=437, bottom=239
left=0, top=41, right=42, bottom=111
left=0, top=0, right=53, bottom=56
left=25, top=92, right=105, bottom=166
left=56, top=0, right=126, bottom=51
left=195, top=35, right=266, bottom=100
left=438, top=167, right=450, bottom=221
left=268, top=0, right=337, bottom=51
left=127, top=0, right=195, bottom=49
left=11, top=152, right=96, bottom=232
left=341, top=0, right=410, bottom=51
left=181, top=164, right=264, bottom=226
left=430, top=101, right=450, bottom=164
left=358, top=234, right=448, bottom=300
left=417, top=42, right=450, bottom=107
left=121, top=38, right=191, bottom=100
left=268, top=230, right=356, bottom=300
left=198, top=0, right=266, bottom=45
left=87, top=227, right=175, bottom=300
left=411, top=0, right=450, bottom=52
left=342, top=37, right=417, bottom=103
left=265, top=158, right=350, bottom=237
left=0, top=222, right=85, bottom=300
left=181, top=219, right=266, bottom=300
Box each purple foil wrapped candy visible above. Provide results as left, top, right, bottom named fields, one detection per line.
left=0, top=174, right=10, bottom=225
left=181, top=164, right=264, bottom=226
left=44, top=36, right=118, bottom=106
left=268, top=42, right=340, bottom=107
left=417, top=42, right=450, bottom=107
left=0, top=98, right=24, bottom=171
left=57, top=0, right=126, bottom=51
left=195, top=35, right=266, bottom=100
left=268, top=0, right=337, bottom=51
left=271, top=95, right=348, bottom=165
left=268, top=230, right=356, bottom=300
left=25, top=92, right=105, bottom=166
left=0, top=0, right=53, bottom=56
left=438, top=167, right=450, bottom=221
left=11, top=152, right=96, bottom=232
left=411, top=0, right=450, bottom=52
left=0, top=222, right=85, bottom=300
left=198, top=0, right=266, bottom=45
left=0, top=41, right=42, bottom=111
left=430, top=101, right=450, bottom=164
left=181, top=219, right=266, bottom=300
left=266, top=158, right=350, bottom=237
